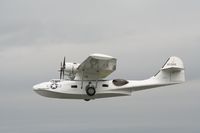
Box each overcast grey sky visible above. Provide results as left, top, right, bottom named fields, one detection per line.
left=0, top=0, right=200, bottom=133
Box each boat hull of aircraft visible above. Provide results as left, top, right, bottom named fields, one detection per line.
left=33, top=79, right=180, bottom=100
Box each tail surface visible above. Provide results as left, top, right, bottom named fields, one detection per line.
left=153, top=56, right=185, bottom=83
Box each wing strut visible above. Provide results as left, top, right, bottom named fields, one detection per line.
left=95, top=71, right=99, bottom=88
left=95, top=79, right=98, bottom=88
left=81, top=70, right=84, bottom=89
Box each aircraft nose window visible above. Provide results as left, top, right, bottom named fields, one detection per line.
left=112, top=79, right=129, bottom=86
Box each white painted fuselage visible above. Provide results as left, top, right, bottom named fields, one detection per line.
left=33, top=78, right=178, bottom=100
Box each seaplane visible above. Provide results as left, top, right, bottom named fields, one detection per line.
left=33, top=54, right=185, bottom=101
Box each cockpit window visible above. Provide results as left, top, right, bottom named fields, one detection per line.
left=50, top=79, right=61, bottom=83
left=112, top=79, right=129, bottom=86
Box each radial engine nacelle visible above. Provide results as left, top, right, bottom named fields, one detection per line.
left=64, top=62, right=80, bottom=80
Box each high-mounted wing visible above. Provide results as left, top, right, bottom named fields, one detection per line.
left=77, top=54, right=117, bottom=80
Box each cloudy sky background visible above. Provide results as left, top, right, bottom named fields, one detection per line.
left=0, top=0, right=200, bottom=132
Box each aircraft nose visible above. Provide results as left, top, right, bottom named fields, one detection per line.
left=33, top=84, right=45, bottom=91
left=33, top=84, right=40, bottom=91
left=33, top=83, right=49, bottom=91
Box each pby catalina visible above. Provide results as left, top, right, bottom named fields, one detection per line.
left=33, top=54, right=185, bottom=101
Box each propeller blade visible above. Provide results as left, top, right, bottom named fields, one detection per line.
left=59, top=62, right=63, bottom=79
left=62, top=68, right=65, bottom=79
left=63, top=57, right=66, bottom=68
left=59, top=57, right=66, bottom=79
left=60, top=70, right=62, bottom=79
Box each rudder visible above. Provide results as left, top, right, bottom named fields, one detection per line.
left=154, top=56, right=185, bottom=83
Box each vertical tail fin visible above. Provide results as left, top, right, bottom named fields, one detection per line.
left=154, top=56, right=185, bottom=83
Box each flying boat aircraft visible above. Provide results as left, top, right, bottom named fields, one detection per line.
left=33, top=54, right=185, bottom=101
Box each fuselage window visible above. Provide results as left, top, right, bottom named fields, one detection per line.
left=102, top=84, right=109, bottom=87
left=71, top=85, right=78, bottom=88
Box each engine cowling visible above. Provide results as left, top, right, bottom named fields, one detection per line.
left=64, top=62, right=80, bottom=80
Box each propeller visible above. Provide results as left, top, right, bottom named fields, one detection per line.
left=59, top=57, right=66, bottom=79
